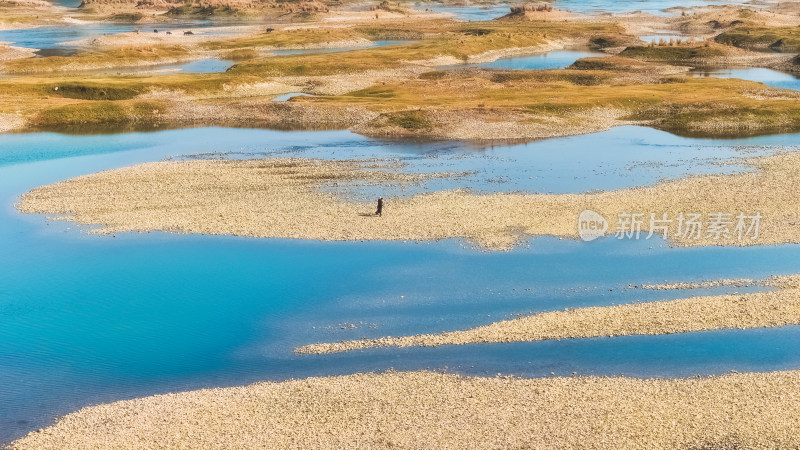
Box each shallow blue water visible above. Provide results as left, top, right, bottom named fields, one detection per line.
left=3, top=126, right=796, bottom=195
left=425, top=4, right=512, bottom=21
left=476, top=50, right=605, bottom=70
left=0, top=22, right=230, bottom=54
left=2, top=126, right=800, bottom=442
left=272, top=92, right=314, bottom=101
left=48, top=0, right=81, bottom=7
left=104, top=58, right=235, bottom=75
left=423, top=0, right=759, bottom=19
left=152, top=125, right=800, bottom=197
left=440, top=50, right=605, bottom=71
left=690, top=67, right=800, bottom=91
left=169, top=58, right=233, bottom=73
left=639, top=34, right=696, bottom=44
left=552, top=0, right=757, bottom=14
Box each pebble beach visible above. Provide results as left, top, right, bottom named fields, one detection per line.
left=5, top=0, right=800, bottom=446
left=12, top=370, right=800, bottom=449
left=17, top=150, right=800, bottom=249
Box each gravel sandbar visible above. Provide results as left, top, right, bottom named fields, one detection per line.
left=297, top=275, right=800, bottom=354
left=16, top=151, right=800, bottom=250
left=12, top=370, right=800, bottom=449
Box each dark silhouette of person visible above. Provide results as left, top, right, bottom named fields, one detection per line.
left=376, top=197, right=383, bottom=216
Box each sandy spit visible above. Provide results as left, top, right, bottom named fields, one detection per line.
left=15, top=148, right=800, bottom=250
left=0, top=43, right=37, bottom=62
left=297, top=275, right=800, bottom=354
left=2, top=51, right=216, bottom=74
left=285, top=65, right=432, bottom=96
left=11, top=369, right=800, bottom=449
left=60, top=26, right=259, bottom=50
left=640, top=277, right=756, bottom=290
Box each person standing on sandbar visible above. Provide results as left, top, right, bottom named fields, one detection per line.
left=376, top=197, right=383, bottom=217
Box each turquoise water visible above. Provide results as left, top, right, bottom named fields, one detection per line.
left=3, top=126, right=800, bottom=443
left=690, top=67, right=800, bottom=91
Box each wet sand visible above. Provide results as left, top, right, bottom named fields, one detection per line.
left=0, top=43, right=36, bottom=61
left=12, top=369, right=800, bottom=449
left=60, top=25, right=259, bottom=50
left=297, top=275, right=800, bottom=354
left=63, top=27, right=372, bottom=53
left=16, top=149, right=800, bottom=250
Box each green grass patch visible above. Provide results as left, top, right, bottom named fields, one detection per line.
left=0, top=72, right=241, bottom=108
left=618, top=45, right=727, bottom=62
left=230, top=21, right=623, bottom=77
left=53, top=83, right=141, bottom=101
left=344, top=86, right=398, bottom=99
left=568, top=56, right=651, bottom=71
left=658, top=105, right=800, bottom=137
left=386, top=110, right=431, bottom=130
left=4, top=46, right=191, bottom=74
left=488, top=70, right=610, bottom=86
left=589, top=35, right=632, bottom=49
left=32, top=100, right=166, bottom=127
left=353, top=25, right=425, bottom=41
left=201, top=28, right=363, bottom=51
left=314, top=74, right=800, bottom=138
left=166, top=4, right=238, bottom=17
left=222, top=49, right=259, bottom=61
left=715, top=26, right=800, bottom=52
left=34, top=102, right=127, bottom=126
left=418, top=71, right=447, bottom=80
left=106, top=13, right=144, bottom=22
